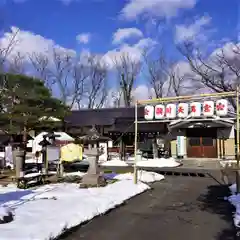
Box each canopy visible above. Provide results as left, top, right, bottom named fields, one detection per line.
left=78, top=126, right=111, bottom=143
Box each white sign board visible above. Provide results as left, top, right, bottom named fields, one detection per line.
left=144, top=105, right=154, bottom=120
left=144, top=99, right=229, bottom=120
left=46, top=146, right=60, bottom=162
left=5, top=146, right=12, bottom=168
left=177, top=136, right=185, bottom=157
left=155, top=104, right=165, bottom=119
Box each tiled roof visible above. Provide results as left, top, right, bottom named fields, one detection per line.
left=65, top=107, right=145, bottom=127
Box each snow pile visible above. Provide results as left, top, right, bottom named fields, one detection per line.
left=229, top=183, right=237, bottom=194
left=0, top=181, right=149, bottom=240
left=127, top=156, right=148, bottom=162
left=137, top=157, right=180, bottom=168
left=114, top=170, right=165, bottom=183
left=0, top=206, right=13, bottom=223
left=0, top=184, right=22, bottom=194
left=63, top=171, right=86, bottom=177
left=101, top=159, right=129, bottom=167
left=226, top=183, right=240, bottom=227
left=220, top=160, right=237, bottom=168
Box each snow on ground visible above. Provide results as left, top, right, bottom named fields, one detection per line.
left=0, top=206, right=13, bottom=222
left=0, top=181, right=149, bottom=240
left=101, top=157, right=180, bottom=168
left=63, top=171, right=86, bottom=177
left=0, top=184, right=23, bottom=194
left=114, top=170, right=165, bottom=183
left=136, top=157, right=181, bottom=168
left=127, top=156, right=148, bottom=162
left=220, top=160, right=237, bottom=168
left=101, top=159, right=129, bottom=167
left=226, top=183, right=240, bottom=227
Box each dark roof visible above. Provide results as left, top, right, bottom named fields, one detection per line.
left=78, top=126, right=111, bottom=143
left=0, top=134, right=33, bottom=145
left=109, top=122, right=166, bottom=133
left=65, top=107, right=145, bottom=127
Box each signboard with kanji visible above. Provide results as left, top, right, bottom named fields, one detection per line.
left=144, top=99, right=229, bottom=120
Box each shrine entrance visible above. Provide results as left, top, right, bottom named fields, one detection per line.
left=186, top=128, right=218, bottom=158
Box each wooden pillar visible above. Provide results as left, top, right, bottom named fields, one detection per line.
left=219, top=138, right=222, bottom=159
left=223, top=138, right=226, bottom=159
left=152, top=138, right=158, bottom=159
left=120, top=138, right=124, bottom=160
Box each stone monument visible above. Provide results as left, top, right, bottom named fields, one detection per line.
left=79, top=126, right=110, bottom=187
left=80, top=147, right=106, bottom=187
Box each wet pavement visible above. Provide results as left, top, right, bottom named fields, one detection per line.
left=58, top=175, right=236, bottom=240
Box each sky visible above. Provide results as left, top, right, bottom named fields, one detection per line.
left=0, top=0, right=239, bottom=103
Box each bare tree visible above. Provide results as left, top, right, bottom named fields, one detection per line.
left=8, top=52, right=25, bottom=74
left=143, top=46, right=200, bottom=99
left=84, top=55, right=108, bottom=109
left=30, top=48, right=88, bottom=109
left=114, top=53, right=141, bottom=107
left=49, top=48, right=74, bottom=106
left=143, top=49, right=170, bottom=98
left=29, top=52, right=52, bottom=88
left=178, top=41, right=240, bottom=108
left=30, top=49, right=109, bottom=110
left=0, top=28, right=20, bottom=73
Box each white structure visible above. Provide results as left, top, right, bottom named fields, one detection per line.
left=144, top=99, right=229, bottom=120
left=144, top=105, right=154, bottom=120
left=216, top=99, right=228, bottom=116
left=99, top=142, right=108, bottom=163
left=166, top=104, right=177, bottom=119
left=190, top=102, right=201, bottom=118
left=177, top=103, right=188, bottom=118
left=29, top=132, right=74, bottom=163
left=155, top=104, right=165, bottom=119
left=203, top=101, right=215, bottom=117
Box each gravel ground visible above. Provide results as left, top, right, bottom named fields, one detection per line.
left=57, top=175, right=236, bottom=240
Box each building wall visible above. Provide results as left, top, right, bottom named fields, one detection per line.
left=170, top=126, right=235, bottom=159
left=170, top=129, right=187, bottom=158
left=217, top=126, right=235, bottom=159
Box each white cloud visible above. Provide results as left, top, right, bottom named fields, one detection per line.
left=211, top=41, right=240, bottom=60
left=112, top=28, right=143, bottom=45
left=175, top=16, right=211, bottom=43
left=103, top=38, right=157, bottom=68
left=0, top=26, right=75, bottom=63
left=120, top=0, right=196, bottom=21
left=76, top=33, right=91, bottom=44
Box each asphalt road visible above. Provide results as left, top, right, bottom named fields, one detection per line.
left=58, top=175, right=236, bottom=240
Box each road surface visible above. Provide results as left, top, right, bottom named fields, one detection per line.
left=58, top=175, right=236, bottom=240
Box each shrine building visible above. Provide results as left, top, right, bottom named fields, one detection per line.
left=65, top=99, right=237, bottom=160
left=144, top=99, right=236, bottom=159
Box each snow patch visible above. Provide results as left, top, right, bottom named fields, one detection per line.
left=227, top=183, right=240, bottom=228
left=63, top=171, right=86, bottom=177
left=115, top=170, right=165, bottom=183
left=136, top=158, right=180, bottom=168
left=0, top=206, right=13, bottom=222
left=0, top=181, right=149, bottom=240
left=101, top=159, right=129, bottom=167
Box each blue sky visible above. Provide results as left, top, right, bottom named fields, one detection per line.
left=1, top=0, right=239, bottom=57
left=0, top=0, right=239, bottom=103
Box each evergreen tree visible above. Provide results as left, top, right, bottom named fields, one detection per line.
left=0, top=73, right=69, bottom=142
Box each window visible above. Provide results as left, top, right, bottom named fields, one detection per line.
left=189, top=137, right=200, bottom=146
left=202, top=137, right=213, bottom=146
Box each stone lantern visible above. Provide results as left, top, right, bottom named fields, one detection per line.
left=78, top=126, right=111, bottom=187
left=39, top=132, right=61, bottom=174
